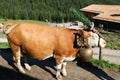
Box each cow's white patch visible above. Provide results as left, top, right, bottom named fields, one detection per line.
left=14, top=59, right=26, bottom=74
left=14, top=49, right=26, bottom=73
left=56, top=63, right=62, bottom=70
left=56, top=63, right=62, bottom=80
left=99, top=38, right=106, bottom=48
left=64, top=57, right=75, bottom=61
left=62, top=62, right=67, bottom=76
left=42, top=54, right=53, bottom=60
left=88, top=32, right=99, bottom=47
left=24, top=63, right=31, bottom=71
left=88, top=32, right=106, bottom=48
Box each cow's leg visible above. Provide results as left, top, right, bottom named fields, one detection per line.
left=10, top=43, right=25, bottom=73
left=55, top=56, right=64, bottom=80
left=56, top=63, right=63, bottom=80
left=61, top=62, right=67, bottom=76
left=23, top=56, right=31, bottom=71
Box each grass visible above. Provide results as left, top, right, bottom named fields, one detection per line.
left=90, top=59, right=120, bottom=71
left=0, top=42, right=10, bottom=48
left=0, top=18, right=48, bottom=25
left=77, top=58, right=120, bottom=71
left=0, top=34, right=6, bottom=38
left=103, top=32, right=120, bottom=50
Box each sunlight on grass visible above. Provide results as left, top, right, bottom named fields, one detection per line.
left=103, top=33, right=120, bottom=50
left=0, top=19, right=48, bottom=25
left=91, top=59, right=120, bottom=71
left=0, top=42, right=10, bottom=48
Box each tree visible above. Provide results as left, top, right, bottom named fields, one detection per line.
left=0, top=0, right=119, bottom=22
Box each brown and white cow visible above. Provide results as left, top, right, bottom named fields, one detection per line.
left=3, top=22, right=106, bottom=80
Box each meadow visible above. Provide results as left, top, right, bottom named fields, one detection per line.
left=103, top=33, right=120, bottom=50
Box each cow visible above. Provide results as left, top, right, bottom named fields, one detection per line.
left=3, top=22, right=106, bottom=80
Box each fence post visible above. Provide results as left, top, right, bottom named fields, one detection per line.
left=99, top=47, right=102, bottom=60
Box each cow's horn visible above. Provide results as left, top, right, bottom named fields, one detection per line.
left=90, top=22, right=94, bottom=30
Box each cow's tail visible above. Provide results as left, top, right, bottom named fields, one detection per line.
left=3, top=22, right=18, bottom=34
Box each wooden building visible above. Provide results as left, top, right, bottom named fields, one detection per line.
left=80, top=4, right=120, bottom=32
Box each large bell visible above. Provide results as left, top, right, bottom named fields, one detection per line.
left=79, top=48, right=93, bottom=62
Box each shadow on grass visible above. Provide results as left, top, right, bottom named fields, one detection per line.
left=77, top=58, right=115, bottom=80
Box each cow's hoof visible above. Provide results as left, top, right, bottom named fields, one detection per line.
left=57, top=75, right=63, bottom=80
left=25, top=63, right=31, bottom=71
left=20, top=69, right=26, bottom=74
left=14, top=63, right=26, bottom=74
left=18, top=66, right=26, bottom=74
left=62, top=70, right=67, bottom=76
left=63, top=72, right=67, bottom=77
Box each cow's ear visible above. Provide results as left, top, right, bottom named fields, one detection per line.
left=74, top=31, right=84, bottom=48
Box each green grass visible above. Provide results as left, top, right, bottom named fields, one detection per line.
left=90, top=59, right=120, bottom=71
left=0, top=34, right=6, bottom=38
left=77, top=58, right=120, bottom=71
left=103, top=32, right=120, bottom=50
left=0, top=18, right=48, bottom=25
left=0, top=42, right=10, bottom=48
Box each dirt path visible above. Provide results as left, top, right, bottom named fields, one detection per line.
left=0, top=48, right=120, bottom=80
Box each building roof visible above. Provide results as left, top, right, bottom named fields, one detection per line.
left=80, top=4, right=120, bottom=23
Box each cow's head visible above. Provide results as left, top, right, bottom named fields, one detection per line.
left=75, top=23, right=106, bottom=48
left=87, top=30, right=106, bottom=48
